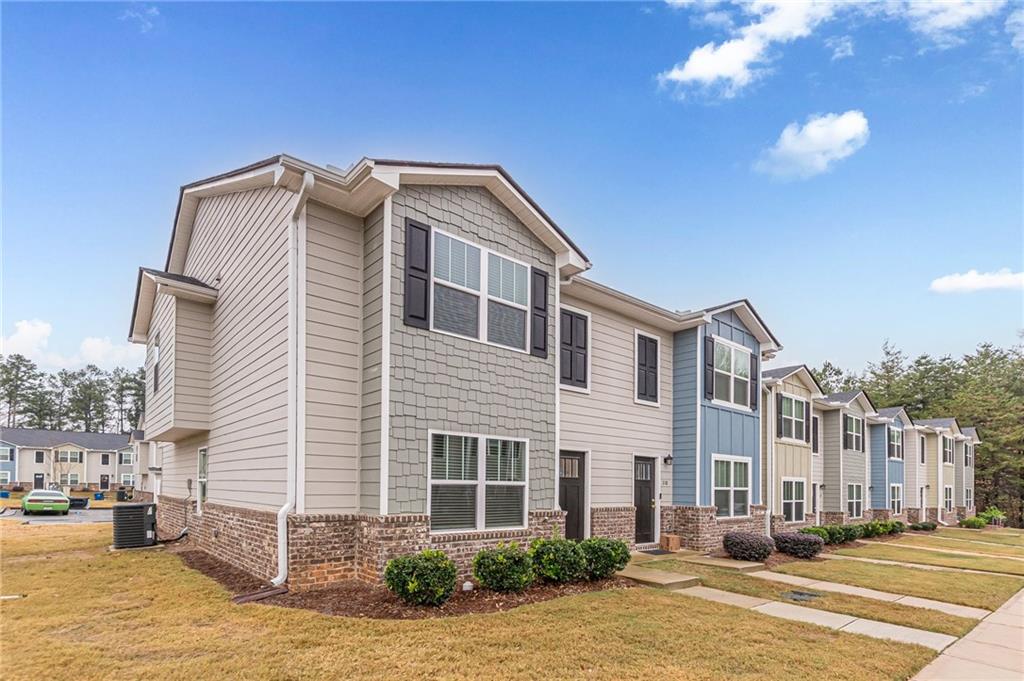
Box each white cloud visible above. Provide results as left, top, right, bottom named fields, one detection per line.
left=1007, top=8, right=1024, bottom=52
left=825, top=34, right=855, bottom=59
left=754, top=110, right=869, bottom=179
left=929, top=269, right=1024, bottom=294
left=886, top=0, right=1006, bottom=47
left=954, top=82, right=989, bottom=103
left=1, top=319, right=145, bottom=371
left=119, top=4, right=160, bottom=34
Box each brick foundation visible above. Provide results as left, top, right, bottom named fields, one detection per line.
left=156, top=495, right=565, bottom=590
left=590, top=506, right=635, bottom=546
left=661, top=505, right=768, bottom=553
left=769, top=514, right=814, bottom=535
left=906, top=508, right=922, bottom=524
left=964, top=507, right=976, bottom=519
left=821, top=511, right=848, bottom=525
left=869, top=509, right=892, bottom=521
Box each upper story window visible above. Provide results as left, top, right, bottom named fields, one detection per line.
left=812, top=416, right=820, bottom=454
left=35, top=451, right=44, bottom=463
left=942, top=436, right=954, bottom=464
left=119, top=451, right=133, bottom=466
left=57, top=450, right=83, bottom=463
left=965, top=444, right=973, bottom=467
left=712, top=339, right=752, bottom=409
left=919, top=436, right=926, bottom=464
left=635, top=332, right=659, bottom=404
left=888, top=427, right=904, bottom=459
left=843, top=415, right=864, bottom=452
left=779, top=395, right=807, bottom=441
left=0, top=447, right=11, bottom=462
left=559, top=308, right=589, bottom=390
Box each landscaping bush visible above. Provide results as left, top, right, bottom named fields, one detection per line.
left=959, top=516, right=987, bottom=529
left=840, top=524, right=864, bottom=543
left=978, top=506, right=1007, bottom=525
left=472, top=542, right=534, bottom=592
left=384, top=549, right=457, bottom=606
left=910, top=521, right=937, bottom=531
left=823, top=525, right=846, bottom=545
left=860, top=520, right=886, bottom=538
left=772, top=532, right=824, bottom=559
left=529, top=537, right=586, bottom=583
left=722, top=532, right=774, bottom=562
left=578, top=537, right=630, bottom=580
left=799, top=526, right=830, bottom=542
left=890, top=521, right=906, bottom=534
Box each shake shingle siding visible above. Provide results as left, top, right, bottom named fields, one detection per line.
left=387, top=185, right=557, bottom=512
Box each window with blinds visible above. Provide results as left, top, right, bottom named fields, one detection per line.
left=430, top=433, right=527, bottom=532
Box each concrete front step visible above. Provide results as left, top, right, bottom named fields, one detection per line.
left=617, top=564, right=699, bottom=589
left=678, top=555, right=764, bottom=572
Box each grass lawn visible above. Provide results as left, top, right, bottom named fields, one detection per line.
left=643, top=559, right=976, bottom=637
left=835, top=543, right=1024, bottom=576
left=936, top=527, right=1024, bottom=547
left=892, top=534, right=1024, bottom=558
left=0, top=524, right=937, bottom=681
left=775, top=558, right=1024, bottom=610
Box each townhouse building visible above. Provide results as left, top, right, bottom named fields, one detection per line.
left=814, top=390, right=877, bottom=525
left=869, top=406, right=912, bottom=523
left=0, top=428, right=133, bottom=490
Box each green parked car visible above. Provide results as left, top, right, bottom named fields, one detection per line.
left=21, top=490, right=71, bottom=515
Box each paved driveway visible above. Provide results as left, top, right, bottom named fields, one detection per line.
left=0, top=508, right=113, bottom=524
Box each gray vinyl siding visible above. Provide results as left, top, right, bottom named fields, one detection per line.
left=359, top=203, right=385, bottom=514
left=559, top=293, right=673, bottom=507
left=157, top=186, right=293, bottom=511
left=672, top=327, right=698, bottom=505
left=158, top=436, right=204, bottom=500
left=954, top=440, right=965, bottom=506
left=904, top=431, right=925, bottom=509
left=840, top=404, right=868, bottom=517
left=387, top=185, right=557, bottom=513
left=822, top=410, right=842, bottom=512
left=173, top=299, right=212, bottom=432
left=811, top=409, right=823, bottom=485
left=303, top=201, right=364, bottom=513
left=16, top=448, right=51, bottom=486
left=145, top=294, right=176, bottom=438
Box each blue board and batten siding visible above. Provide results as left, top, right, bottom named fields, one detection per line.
left=870, top=415, right=906, bottom=509
left=671, top=310, right=761, bottom=507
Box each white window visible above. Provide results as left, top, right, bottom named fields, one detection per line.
left=119, top=451, right=133, bottom=465
left=888, top=428, right=904, bottom=459
left=60, top=473, right=80, bottom=486
left=431, top=230, right=530, bottom=352
left=843, top=415, right=864, bottom=451
left=964, top=444, right=973, bottom=467
left=712, top=455, right=750, bottom=518
left=942, top=436, right=954, bottom=464
left=121, top=473, right=135, bottom=486
left=429, top=433, right=527, bottom=532
left=35, top=451, right=44, bottom=464
left=847, top=483, right=863, bottom=519
left=919, top=436, right=926, bottom=465
left=965, top=487, right=973, bottom=509
left=890, top=484, right=903, bottom=515
left=57, top=450, right=83, bottom=463
left=712, top=339, right=752, bottom=409
left=0, top=448, right=12, bottom=462
left=0, top=471, right=9, bottom=485
left=782, top=478, right=806, bottom=523
left=780, top=396, right=807, bottom=441
left=197, top=448, right=209, bottom=511
left=944, top=485, right=953, bottom=512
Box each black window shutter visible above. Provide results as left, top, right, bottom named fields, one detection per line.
left=703, top=335, right=715, bottom=400
left=776, top=393, right=784, bottom=436
left=860, top=420, right=865, bottom=453
left=403, top=219, right=430, bottom=329
left=842, top=413, right=849, bottom=450
left=637, top=334, right=658, bottom=401
left=804, top=401, right=811, bottom=443
left=887, top=427, right=893, bottom=457
left=559, top=309, right=587, bottom=388
left=749, top=354, right=759, bottom=411
left=530, top=268, right=549, bottom=358
left=812, top=417, right=819, bottom=452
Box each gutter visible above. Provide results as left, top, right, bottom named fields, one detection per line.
left=272, top=171, right=314, bottom=588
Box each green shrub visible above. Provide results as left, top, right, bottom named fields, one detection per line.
left=959, top=516, right=987, bottom=529
left=978, top=506, right=1006, bottom=524
left=911, top=521, right=937, bottom=531
left=723, top=532, right=775, bottom=562
left=472, top=542, right=534, bottom=592
left=800, top=526, right=830, bottom=542
left=890, top=521, right=906, bottom=534
left=384, top=549, right=457, bottom=606
left=773, top=532, right=824, bottom=558
left=841, top=524, right=864, bottom=543
left=824, top=525, right=846, bottom=544
left=529, top=537, right=586, bottom=583
left=578, top=537, right=630, bottom=580
left=860, top=521, right=885, bottom=538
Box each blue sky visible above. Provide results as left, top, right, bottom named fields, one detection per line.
left=3, top=1, right=1022, bottom=373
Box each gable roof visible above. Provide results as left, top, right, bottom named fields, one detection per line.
left=689, top=299, right=782, bottom=354
left=916, top=417, right=963, bottom=436
left=0, top=428, right=130, bottom=451
left=962, top=426, right=981, bottom=443
left=561, top=276, right=706, bottom=332
left=817, top=389, right=877, bottom=414
left=761, top=364, right=824, bottom=396
left=876, top=406, right=914, bottom=426
left=129, top=267, right=219, bottom=342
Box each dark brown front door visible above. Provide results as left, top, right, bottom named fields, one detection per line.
left=33, top=473, right=44, bottom=489
left=634, top=457, right=655, bottom=544
left=100, top=475, right=109, bottom=490
left=559, top=452, right=585, bottom=540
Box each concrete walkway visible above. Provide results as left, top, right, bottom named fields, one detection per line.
left=866, top=540, right=1024, bottom=563
left=673, top=586, right=957, bottom=652
left=748, top=570, right=990, bottom=619
left=677, top=555, right=764, bottom=572
left=913, top=588, right=1024, bottom=680
left=822, top=553, right=1024, bottom=577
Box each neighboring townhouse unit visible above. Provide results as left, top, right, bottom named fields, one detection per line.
left=0, top=440, right=16, bottom=486
left=0, top=428, right=132, bottom=490
left=760, top=365, right=825, bottom=533
left=870, top=407, right=913, bottom=523
left=961, top=426, right=980, bottom=517
left=814, top=390, right=878, bottom=525
left=915, top=418, right=964, bottom=525
left=902, top=415, right=929, bottom=523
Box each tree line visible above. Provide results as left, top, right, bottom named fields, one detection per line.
left=0, top=355, right=145, bottom=434
left=812, top=340, right=1024, bottom=528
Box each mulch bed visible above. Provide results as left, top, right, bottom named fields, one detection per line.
left=174, top=548, right=635, bottom=620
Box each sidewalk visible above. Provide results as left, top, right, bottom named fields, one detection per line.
left=913, top=588, right=1024, bottom=679
left=822, top=553, right=1024, bottom=577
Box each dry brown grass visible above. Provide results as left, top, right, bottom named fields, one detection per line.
left=0, top=523, right=937, bottom=680
left=892, top=534, right=1024, bottom=558
left=835, top=543, right=1024, bottom=576
left=937, top=527, right=1024, bottom=547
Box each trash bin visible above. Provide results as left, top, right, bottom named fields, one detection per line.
left=116, top=490, right=128, bottom=502
left=0, top=490, right=9, bottom=499
left=94, top=492, right=104, bottom=501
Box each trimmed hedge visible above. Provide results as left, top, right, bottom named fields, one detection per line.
left=472, top=542, right=534, bottom=593
left=579, top=537, right=630, bottom=580
left=384, top=549, right=458, bottom=606
left=799, top=526, right=830, bottom=542
left=773, top=532, right=824, bottom=559
left=910, top=521, right=937, bottom=531
left=841, top=524, right=864, bottom=543
left=959, top=516, right=987, bottom=529
left=529, top=537, right=586, bottom=583
left=723, top=532, right=774, bottom=562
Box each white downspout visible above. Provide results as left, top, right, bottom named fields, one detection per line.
left=765, top=386, right=774, bottom=536
left=272, top=171, right=314, bottom=587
